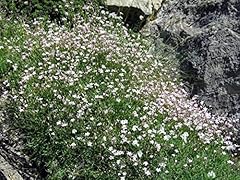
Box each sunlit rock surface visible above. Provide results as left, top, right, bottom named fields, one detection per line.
left=106, top=0, right=163, bottom=15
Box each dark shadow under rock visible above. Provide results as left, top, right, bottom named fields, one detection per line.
left=0, top=170, right=7, bottom=180
left=106, top=6, right=147, bottom=31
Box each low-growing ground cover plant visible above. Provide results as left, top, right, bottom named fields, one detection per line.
left=0, top=4, right=240, bottom=180
left=0, top=0, right=103, bottom=22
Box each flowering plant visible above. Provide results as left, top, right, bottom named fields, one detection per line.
left=0, top=5, right=239, bottom=180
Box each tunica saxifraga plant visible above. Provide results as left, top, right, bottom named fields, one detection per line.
left=0, top=4, right=239, bottom=179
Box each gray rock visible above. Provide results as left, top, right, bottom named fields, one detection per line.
left=0, top=155, right=23, bottom=180
left=105, top=0, right=164, bottom=31
left=147, top=0, right=240, bottom=120
left=105, top=0, right=163, bottom=15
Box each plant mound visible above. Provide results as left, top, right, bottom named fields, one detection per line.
left=0, top=5, right=239, bottom=179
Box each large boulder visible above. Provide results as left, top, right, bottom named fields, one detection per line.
left=105, top=0, right=163, bottom=31
left=146, top=0, right=240, bottom=120
left=106, top=0, right=163, bottom=15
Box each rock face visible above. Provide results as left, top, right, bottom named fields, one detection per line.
left=106, top=0, right=163, bottom=15
left=0, top=155, right=23, bottom=180
left=105, top=0, right=163, bottom=31
left=147, top=0, right=240, bottom=119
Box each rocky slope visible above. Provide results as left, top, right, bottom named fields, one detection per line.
left=147, top=0, right=240, bottom=119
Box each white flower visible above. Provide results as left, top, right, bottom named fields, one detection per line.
left=95, top=95, right=104, bottom=99
left=87, top=141, right=93, bottom=147
left=51, top=132, right=55, bottom=136
left=133, top=162, right=138, bottom=166
left=137, top=151, right=143, bottom=158
left=163, top=135, right=171, bottom=141
left=159, top=162, right=166, bottom=168
left=133, top=111, right=138, bottom=117
left=76, top=136, right=82, bottom=140
left=120, top=120, right=128, bottom=125
left=85, top=132, right=90, bottom=136
left=127, top=151, right=133, bottom=156
left=116, top=98, right=121, bottom=102
left=156, top=143, right=161, bottom=151
left=143, top=161, right=148, bottom=166
left=70, top=142, right=76, bottom=148
left=187, top=158, right=193, bottom=163
left=227, top=160, right=234, bottom=165
left=122, top=172, right=127, bottom=176
left=139, top=15, right=144, bottom=20
left=145, top=170, right=151, bottom=176
left=207, top=171, right=216, bottom=178
left=72, top=129, right=77, bottom=134
left=115, top=150, right=124, bottom=156
left=97, top=122, right=102, bottom=126
left=143, top=123, right=149, bottom=128
left=132, top=140, right=139, bottom=146
left=61, top=122, right=68, bottom=127
left=150, top=140, right=154, bottom=144
left=180, top=132, right=189, bottom=143
left=116, top=160, right=121, bottom=165
left=109, top=156, right=114, bottom=160
left=156, top=168, right=161, bottom=172
left=132, top=125, right=138, bottom=131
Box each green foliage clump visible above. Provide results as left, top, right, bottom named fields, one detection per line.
left=0, top=0, right=103, bottom=22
